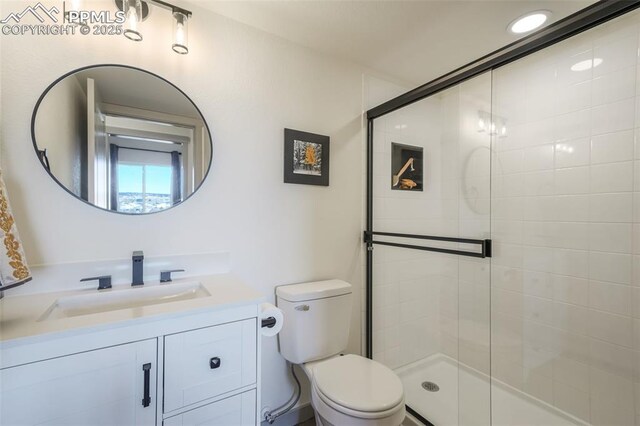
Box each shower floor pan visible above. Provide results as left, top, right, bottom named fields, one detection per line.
left=396, top=354, right=588, bottom=426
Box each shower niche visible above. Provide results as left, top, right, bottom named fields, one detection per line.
left=391, top=143, right=424, bottom=191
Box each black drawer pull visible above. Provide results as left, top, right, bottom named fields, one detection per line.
left=142, top=363, right=151, bottom=407
left=209, top=357, right=221, bottom=369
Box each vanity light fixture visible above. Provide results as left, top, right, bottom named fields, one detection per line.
left=122, top=0, right=143, bottom=41
left=172, top=10, right=189, bottom=54
left=508, top=10, right=551, bottom=34
left=116, top=0, right=192, bottom=54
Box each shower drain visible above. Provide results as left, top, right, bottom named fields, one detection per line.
left=421, top=381, right=440, bottom=392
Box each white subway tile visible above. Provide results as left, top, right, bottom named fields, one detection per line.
left=523, top=270, right=553, bottom=298
left=524, top=144, right=555, bottom=172
left=524, top=295, right=554, bottom=325
left=589, top=222, right=633, bottom=254
left=591, top=98, right=635, bottom=135
left=589, top=252, right=633, bottom=284
left=590, top=161, right=634, bottom=193
left=523, top=196, right=556, bottom=221
left=589, top=367, right=635, bottom=418
left=551, top=222, right=590, bottom=250
left=588, top=310, right=634, bottom=347
left=557, top=79, right=592, bottom=114
left=555, top=194, right=590, bottom=223
left=592, top=66, right=636, bottom=105
left=589, top=280, right=632, bottom=316
left=554, top=138, right=590, bottom=168
left=591, top=129, right=634, bottom=164
left=523, top=170, right=554, bottom=196
left=555, top=109, right=592, bottom=144
left=593, top=35, right=638, bottom=76
left=524, top=246, right=554, bottom=273
left=553, top=356, right=589, bottom=391
left=553, top=301, right=589, bottom=335
left=553, top=275, right=588, bottom=306
left=589, top=193, right=633, bottom=222
left=590, top=337, right=636, bottom=379
left=553, top=381, right=590, bottom=422
left=555, top=166, right=589, bottom=195
left=553, top=248, right=588, bottom=278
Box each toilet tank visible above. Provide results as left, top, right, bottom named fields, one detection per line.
left=276, top=280, right=352, bottom=364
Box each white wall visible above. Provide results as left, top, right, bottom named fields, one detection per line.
left=0, top=0, right=369, bottom=416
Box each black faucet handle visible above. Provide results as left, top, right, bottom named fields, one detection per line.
left=81, top=275, right=112, bottom=290
left=160, top=269, right=185, bottom=283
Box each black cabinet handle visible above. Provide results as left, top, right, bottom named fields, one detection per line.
left=142, top=363, right=151, bottom=407
left=210, top=357, right=221, bottom=369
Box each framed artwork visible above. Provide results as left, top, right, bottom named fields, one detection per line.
left=391, top=142, right=423, bottom=191
left=284, top=128, right=330, bottom=186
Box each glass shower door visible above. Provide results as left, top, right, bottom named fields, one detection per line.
left=369, top=71, right=492, bottom=426
left=490, top=9, right=640, bottom=426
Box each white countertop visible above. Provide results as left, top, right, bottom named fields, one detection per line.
left=0, top=274, right=264, bottom=345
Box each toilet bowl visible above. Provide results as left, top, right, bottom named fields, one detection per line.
left=303, top=354, right=405, bottom=426
left=276, top=279, right=405, bottom=426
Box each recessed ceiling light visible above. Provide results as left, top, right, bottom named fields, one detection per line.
left=508, top=11, right=551, bottom=34
left=571, top=58, right=603, bottom=72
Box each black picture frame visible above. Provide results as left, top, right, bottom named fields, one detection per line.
left=284, top=128, right=330, bottom=186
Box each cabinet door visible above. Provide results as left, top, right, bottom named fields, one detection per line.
left=163, top=390, right=256, bottom=426
left=164, top=319, right=256, bottom=413
left=0, top=339, right=157, bottom=426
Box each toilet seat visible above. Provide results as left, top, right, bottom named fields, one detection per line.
left=312, top=381, right=404, bottom=420
left=311, top=354, right=404, bottom=416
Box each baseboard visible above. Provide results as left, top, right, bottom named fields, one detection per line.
left=260, top=403, right=314, bottom=426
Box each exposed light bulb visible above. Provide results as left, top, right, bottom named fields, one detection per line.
left=123, top=0, right=143, bottom=41
left=172, top=11, right=189, bottom=54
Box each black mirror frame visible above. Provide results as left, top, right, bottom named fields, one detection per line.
left=30, top=63, right=213, bottom=215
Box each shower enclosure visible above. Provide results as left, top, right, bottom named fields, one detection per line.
left=365, top=2, right=640, bottom=425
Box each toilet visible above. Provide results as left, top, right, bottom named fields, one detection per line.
left=276, top=280, right=405, bottom=426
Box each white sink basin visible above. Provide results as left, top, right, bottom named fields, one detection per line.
left=39, top=281, right=211, bottom=321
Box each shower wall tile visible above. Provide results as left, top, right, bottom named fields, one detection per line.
left=589, top=193, right=634, bottom=222
left=555, top=167, right=590, bottom=195
left=553, top=381, right=590, bottom=421
left=591, top=130, right=635, bottom=164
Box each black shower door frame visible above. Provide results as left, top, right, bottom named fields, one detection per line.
left=364, top=1, right=640, bottom=425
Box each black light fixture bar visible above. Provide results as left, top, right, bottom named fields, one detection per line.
left=145, top=0, right=191, bottom=17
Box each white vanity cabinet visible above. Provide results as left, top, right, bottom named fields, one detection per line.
left=0, top=299, right=261, bottom=426
left=0, top=339, right=157, bottom=426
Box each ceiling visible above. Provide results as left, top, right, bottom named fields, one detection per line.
left=75, top=67, right=201, bottom=118
left=197, top=0, right=595, bottom=85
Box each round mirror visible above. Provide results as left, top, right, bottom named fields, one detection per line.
left=32, top=65, right=212, bottom=214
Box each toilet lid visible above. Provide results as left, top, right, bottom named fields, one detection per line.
left=313, top=355, right=404, bottom=413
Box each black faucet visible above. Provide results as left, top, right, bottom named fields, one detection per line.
left=132, top=251, right=144, bottom=286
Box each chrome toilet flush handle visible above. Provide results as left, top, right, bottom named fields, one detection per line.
left=294, top=305, right=309, bottom=311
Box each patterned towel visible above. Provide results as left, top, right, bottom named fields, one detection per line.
left=0, top=169, right=31, bottom=291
